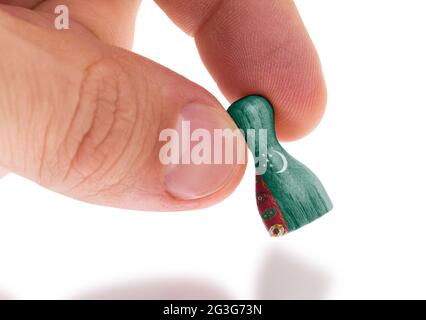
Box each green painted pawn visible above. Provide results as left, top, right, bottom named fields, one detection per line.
left=227, top=96, right=332, bottom=236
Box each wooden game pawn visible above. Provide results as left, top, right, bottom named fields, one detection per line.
left=227, top=96, right=333, bottom=237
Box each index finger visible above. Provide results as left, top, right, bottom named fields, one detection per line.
left=156, top=0, right=327, bottom=141
left=0, top=0, right=141, bottom=49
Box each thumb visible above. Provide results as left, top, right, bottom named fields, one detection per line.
left=0, top=11, right=245, bottom=211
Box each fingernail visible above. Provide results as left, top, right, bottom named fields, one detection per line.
left=164, top=103, right=241, bottom=200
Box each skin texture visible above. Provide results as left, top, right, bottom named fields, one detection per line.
left=0, top=0, right=326, bottom=211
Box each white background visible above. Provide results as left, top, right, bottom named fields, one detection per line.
left=0, top=0, right=426, bottom=299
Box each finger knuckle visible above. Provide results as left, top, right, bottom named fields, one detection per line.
left=58, top=58, right=140, bottom=194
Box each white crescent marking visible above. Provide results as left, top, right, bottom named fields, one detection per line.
left=273, top=150, right=288, bottom=174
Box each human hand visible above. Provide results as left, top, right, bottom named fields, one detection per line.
left=0, top=0, right=326, bottom=211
